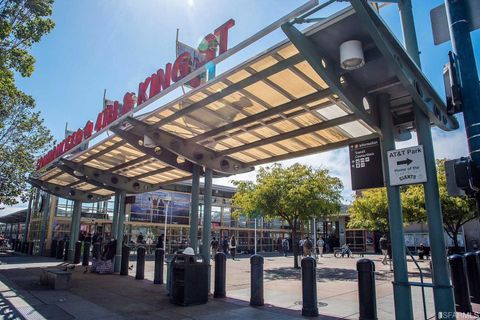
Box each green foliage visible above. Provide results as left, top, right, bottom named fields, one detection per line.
left=0, top=0, right=55, bottom=205
left=232, top=163, right=343, bottom=226
left=232, top=163, right=343, bottom=267
left=348, top=159, right=476, bottom=250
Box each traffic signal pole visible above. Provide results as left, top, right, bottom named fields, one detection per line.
left=398, top=0, right=456, bottom=316
left=445, top=0, right=480, bottom=206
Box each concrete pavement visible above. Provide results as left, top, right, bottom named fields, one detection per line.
left=0, top=251, right=477, bottom=319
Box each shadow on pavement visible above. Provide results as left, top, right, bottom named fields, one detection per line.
left=264, top=266, right=392, bottom=282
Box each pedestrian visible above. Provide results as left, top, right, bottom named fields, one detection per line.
left=210, top=237, right=219, bottom=258
left=317, top=237, right=325, bottom=257
left=380, top=234, right=388, bottom=265
left=299, top=237, right=305, bottom=256
left=303, top=236, right=313, bottom=257
left=229, top=235, right=237, bottom=260
left=136, top=232, right=144, bottom=245
left=282, top=237, right=289, bottom=257
left=222, top=236, right=229, bottom=255
left=156, top=234, right=164, bottom=249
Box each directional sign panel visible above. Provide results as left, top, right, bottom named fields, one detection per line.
left=387, top=145, right=427, bottom=186
left=349, top=138, right=384, bottom=190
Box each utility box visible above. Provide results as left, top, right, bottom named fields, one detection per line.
left=170, top=254, right=208, bottom=306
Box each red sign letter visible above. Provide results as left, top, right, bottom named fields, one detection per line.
left=215, top=19, right=235, bottom=55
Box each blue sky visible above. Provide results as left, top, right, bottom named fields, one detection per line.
left=5, top=0, right=480, bottom=213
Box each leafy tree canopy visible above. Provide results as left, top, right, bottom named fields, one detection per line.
left=0, top=0, right=55, bottom=205
left=232, top=163, right=343, bottom=267
left=348, top=159, right=476, bottom=251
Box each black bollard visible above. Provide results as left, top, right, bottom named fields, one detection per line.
left=135, top=246, right=146, bottom=280
left=250, top=254, right=264, bottom=306
left=214, top=252, right=226, bottom=298
left=301, top=257, right=318, bottom=317
left=448, top=254, right=472, bottom=313
left=56, top=240, right=64, bottom=259
left=464, top=252, right=480, bottom=304
left=74, top=241, right=82, bottom=264
left=50, top=240, right=58, bottom=258
left=28, top=242, right=34, bottom=255
left=120, top=245, right=130, bottom=276
left=64, top=241, right=69, bottom=261
left=82, top=242, right=90, bottom=266
left=357, top=259, right=377, bottom=320
left=22, top=241, right=27, bottom=253
left=154, top=248, right=165, bottom=284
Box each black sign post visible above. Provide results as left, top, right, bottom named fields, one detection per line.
left=349, top=138, right=384, bottom=190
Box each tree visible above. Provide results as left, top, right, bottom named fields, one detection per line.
left=348, top=187, right=425, bottom=234
left=404, top=159, right=476, bottom=252
left=232, top=163, right=343, bottom=268
left=348, top=159, right=476, bottom=253
left=0, top=0, right=55, bottom=205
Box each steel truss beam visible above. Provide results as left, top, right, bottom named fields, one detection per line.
left=60, top=159, right=170, bottom=194
left=57, top=164, right=117, bottom=192
left=120, top=117, right=254, bottom=175
left=348, top=0, right=458, bottom=131
left=248, top=133, right=379, bottom=167
left=218, top=113, right=357, bottom=156
left=28, top=178, right=111, bottom=203
left=109, top=127, right=194, bottom=173
left=189, top=89, right=332, bottom=143
left=154, top=54, right=304, bottom=127
left=281, top=22, right=382, bottom=133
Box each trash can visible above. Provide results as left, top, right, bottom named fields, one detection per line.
left=170, top=250, right=208, bottom=306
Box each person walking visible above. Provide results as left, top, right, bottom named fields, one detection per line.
left=156, top=234, right=164, bottom=249
left=282, top=237, right=290, bottom=257
left=210, top=237, right=219, bottom=258
left=229, top=235, right=237, bottom=260
left=222, top=236, right=229, bottom=255
left=317, top=237, right=325, bottom=257
left=303, top=236, right=313, bottom=257
left=380, top=234, right=388, bottom=265
left=299, top=237, right=305, bottom=256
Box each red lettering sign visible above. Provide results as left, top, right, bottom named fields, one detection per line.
left=36, top=19, right=235, bottom=170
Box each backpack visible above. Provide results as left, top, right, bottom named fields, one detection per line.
left=305, top=240, right=313, bottom=249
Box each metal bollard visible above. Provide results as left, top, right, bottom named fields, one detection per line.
left=154, top=248, right=165, bottom=284
left=464, top=252, right=480, bottom=304
left=15, top=241, right=20, bottom=252
left=28, top=242, right=34, bottom=255
left=214, top=252, right=227, bottom=298
left=166, top=259, right=172, bottom=296
left=448, top=254, right=472, bottom=313
left=74, top=241, right=82, bottom=264
left=301, top=256, right=319, bottom=317
left=135, top=246, right=146, bottom=280
left=120, top=245, right=130, bottom=276
left=56, top=240, right=64, bottom=259
left=357, top=259, right=377, bottom=320
left=82, top=242, right=90, bottom=266
left=50, top=240, right=58, bottom=258
left=250, top=254, right=264, bottom=306
left=21, top=241, right=26, bottom=253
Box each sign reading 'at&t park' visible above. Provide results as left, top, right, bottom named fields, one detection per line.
left=36, top=19, right=235, bottom=171
left=387, top=145, right=427, bottom=186
left=349, top=138, right=384, bottom=190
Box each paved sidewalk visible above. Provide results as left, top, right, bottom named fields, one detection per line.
left=0, top=252, right=478, bottom=319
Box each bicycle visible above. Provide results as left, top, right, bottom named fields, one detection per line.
left=334, top=245, right=352, bottom=258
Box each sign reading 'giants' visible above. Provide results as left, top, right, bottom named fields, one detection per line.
left=349, top=138, right=384, bottom=190
left=36, top=19, right=235, bottom=170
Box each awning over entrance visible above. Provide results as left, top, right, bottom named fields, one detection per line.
left=0, top=209, right=27, bottom=224
left=31, top=4, right=458, bottom=202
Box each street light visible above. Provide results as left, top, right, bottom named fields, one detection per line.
left=163, top=196, right=172, bottom=253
